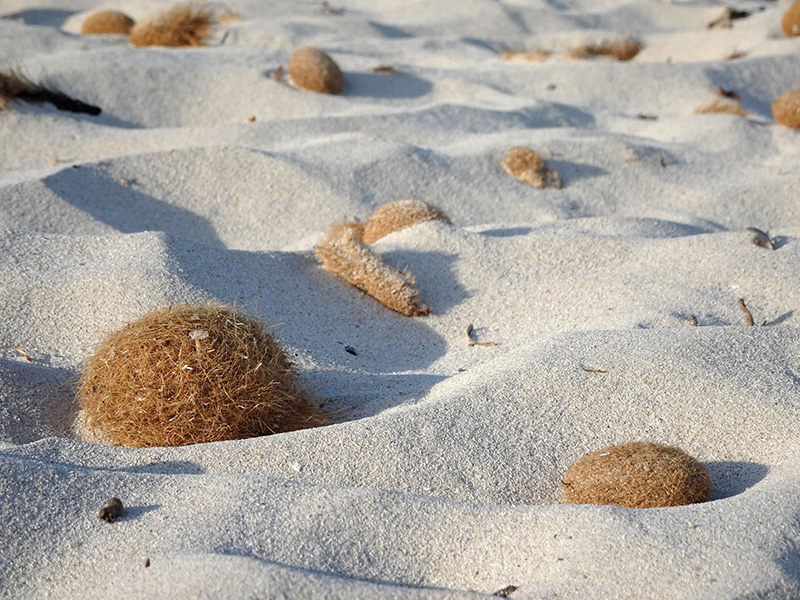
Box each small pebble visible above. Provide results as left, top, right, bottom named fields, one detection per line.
left=98, top=497, right=124, bottom=523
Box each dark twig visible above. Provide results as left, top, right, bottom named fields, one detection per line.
left=493, top=585, right=518, bottom=598
left=738, top=298, right=755, bottom=326
left=1, top=69, right=101, bottom=115
left=3, top=346, right=32, bottom=362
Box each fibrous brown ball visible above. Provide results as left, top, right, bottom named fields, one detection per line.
left=362, top=199, right=450, bottom=244
left=567, top=39, right=642, bottom=61
left=562, top=441, right=711, bottom=508
left=77, top=304, right=325, bottom=447
left=772, top=89, right=800, bottom=129
left=81, top=10, right=135, bottom=35
left=130, top=2, right=216, bottom=47
left=288, top=47, right=344, bottom=94
left=782, top=0, right=800, bottom=37
left=502, top=146, right=562, bottom=189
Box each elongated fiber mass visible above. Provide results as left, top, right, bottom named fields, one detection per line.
left=315, top=221, right=430, bottom=317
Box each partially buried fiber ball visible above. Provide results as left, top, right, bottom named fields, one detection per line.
left=772, top=89, right=800, bottom=129
left=502, top=146, right=562, bottom=189
left=130, top=2, right=216, bottom=47
left=782, top=0, right=800, bottom=37
left=288, top=48, right=344, bottom=94
left=562, top=441, right=710, bottom=508
left=77, top=304, right=325, bottom=447
left=361, top=199, right=450, bottom=244
left=81, top=10, right=135, bottom=35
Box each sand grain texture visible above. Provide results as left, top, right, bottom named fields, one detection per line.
left=1, top=0, right=800, bottom=598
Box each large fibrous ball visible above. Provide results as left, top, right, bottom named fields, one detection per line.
left=562, top=441, right=711, bottom=508
left=77, top=304, right=325, bottom=447
left=782, top=0, right=800, bottom=37
left=288, top=47, right=344, bottom=94
left=81, top=10, right=135, bottom=35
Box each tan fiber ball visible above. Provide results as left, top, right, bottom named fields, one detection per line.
left=362, top=199, right=450, bottom=244
left=562, top=441, right=711, bottom=508
left=782, top=0, right=800, bottom=37
left=289, top=48, right=344, bottom=94
left=81, top=10, right=135, bottom=35
left=502, top=146, right=562, bottom=189
left=772, top=89, right=800, bottom=129
left=77, top=304, right=325, bottom=447
left=130, top=2, right=215, bottom=47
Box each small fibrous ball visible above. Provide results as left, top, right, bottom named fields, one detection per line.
left=130, top=2, right=216, bottom=47
left=77, top=304, right=325, bottom=447
left=772, top=89, right=800, bottom=129
left=288, top=47, right=344, bottom=94
left=81, top=10, right=135, bottom=35
left=782, top=0, right=800, bottom=37
left=567, top=38, right=642, bottom=61
left=362, top=199, right=450, bottom=244
left=562, top=441, right=711, bottom=508
left=502, top=146, right=562, bottom=189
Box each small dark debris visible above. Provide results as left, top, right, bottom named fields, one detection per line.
left=372, top=65, right=397, bottom=74
left=344, top=345, right=358, bottom=356
left=145, top=558, right=150, bottom=568
left=493, top=585, right=518, bottom=597
left=637, top=114, right=658, bottom=120
left=716, top=87, right=741, bottom=101
left=747, top=227, right=774, bottom=250
left=582, top=367, right=607, bottom=373
left=688, top=315, right=698, bottom=326
left=546, top=83, right=556, bottom=90
left=658, top=154, right=667, bottom=167
left=98, top=497, right=124, bottom=523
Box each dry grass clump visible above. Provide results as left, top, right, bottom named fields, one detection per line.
left=501, top=49, right=549, bottom=63
left=77, top=304, right=325, bottom=447
left=315, top=221, right=430, bottom=317
left=288, top=47, right=344, bottom=94
left=130, top=2, right=216, bottom=47
left=362, top=199, right=450, bottom=244
left=782, top=0, right=800, bottom=37
left=81, top=10, right=135, bottom=35
left=772, top=89, right=800, bottom=129
left=694, top=97, right=747, bottom=117
left=562, top=441, right=711, bottom=508
left=502, top=146, right=562, bottom=189
left=567, top=38, right=642, bottom=61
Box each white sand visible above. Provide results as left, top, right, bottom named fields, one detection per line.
left=1, top=0, right=799, bottom=597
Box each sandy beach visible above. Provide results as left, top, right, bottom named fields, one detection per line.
left=1, top=0, right=799, bottom=597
